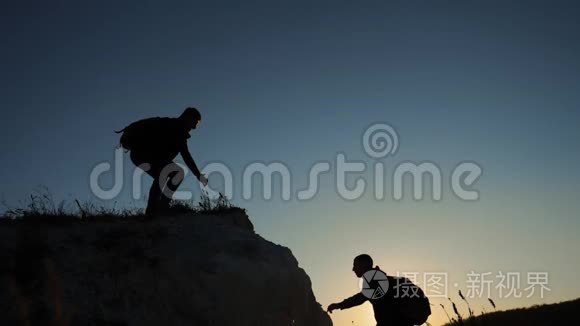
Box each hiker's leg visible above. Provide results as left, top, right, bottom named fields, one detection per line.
left=145, top=165, right=165, bottom=215
left=146, top=174, right=163, bottom=215
left=130, top=153, right=162, bottom=215
left=158, top=162, right=185, bottom=211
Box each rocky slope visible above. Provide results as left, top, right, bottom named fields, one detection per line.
left=0, top=208, right=332, bottom=326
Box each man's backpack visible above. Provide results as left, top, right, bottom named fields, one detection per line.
left=115, top=117, right=172, bottom=151
left=392, top=277, right=431, bottom=325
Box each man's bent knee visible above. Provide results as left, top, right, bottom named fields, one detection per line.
left=160, top=162, right=185, bottom=190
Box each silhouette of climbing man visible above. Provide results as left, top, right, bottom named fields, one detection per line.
left=115, top=107, right=208, bottom=215
left=327, top=254, right=430, bottom=326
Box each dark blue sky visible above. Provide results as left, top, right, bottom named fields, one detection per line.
left=2, top=0, right=579, bottom=198
left=1, top=1, right=579, bottom=324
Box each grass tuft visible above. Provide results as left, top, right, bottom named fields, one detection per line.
left=1, top=188, right=237, bottom=223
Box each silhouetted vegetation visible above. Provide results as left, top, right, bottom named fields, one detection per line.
left=1, top=188, right=237, bottom=223
left=437, top=290, right=497, bottom=326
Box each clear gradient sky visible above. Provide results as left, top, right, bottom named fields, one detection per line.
left=1, top=1, right=580, bottom=325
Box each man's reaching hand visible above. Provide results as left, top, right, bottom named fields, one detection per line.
left=199, top=174, right=208, bottom=186
left=327, top=303, right=340, bottom=314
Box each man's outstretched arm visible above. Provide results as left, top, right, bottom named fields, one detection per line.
left=179, top=142, right=208, bottom=186
left=327, top=293, right=367, bottom=313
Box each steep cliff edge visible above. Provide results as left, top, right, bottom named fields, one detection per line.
left=0, top=208, right=332, bottom=326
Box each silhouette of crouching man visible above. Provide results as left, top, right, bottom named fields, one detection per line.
left=119, top=107, right=208, bottom=215
left=327, top=254, right=420, bottom=326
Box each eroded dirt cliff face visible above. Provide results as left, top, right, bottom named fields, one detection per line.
left=0, top=208, right=332, bottom=326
